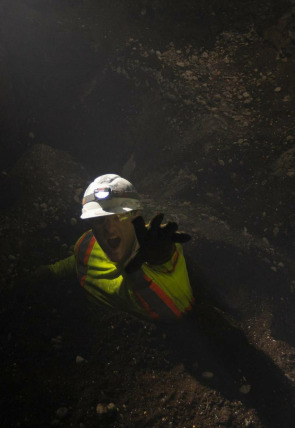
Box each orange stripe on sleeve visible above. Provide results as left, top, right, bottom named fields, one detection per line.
left=150, top=282, right=182, bottom=318
left=134, top=291, right=160, bottom=319
left=80, top=274, right=87, bottom=288
left=83, top=236, right=96, bottom=266
left=162, top=250, right=179, bottom=274
left=75, top=231, right=89, bottom=255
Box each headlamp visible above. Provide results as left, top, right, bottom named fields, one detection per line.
left=94, top=187, right=111, bottom=200
left=82, top=187, right=139, bottom=205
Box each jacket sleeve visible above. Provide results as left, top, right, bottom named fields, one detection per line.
left=125, top=243, right=194, bottom=321
left=48, top=255, right=76, bottom=279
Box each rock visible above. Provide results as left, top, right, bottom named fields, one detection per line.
left=107, top=403, right=117, bottom=412
left=164, top=93, right=178, bottom=103
left=278, top=262, right=284, bottom=268
left=56, top=407, right=68, bottom=419
left=75, top=187, right=84, bottom=196
left=245, top=417, right=255, bottom=426
left=76, top=355, right=87, bottom=364
left=202, top=371, right=214, bottom=379
left=176, top=61, right=185, bottom=67
left=274, top=87, right=282, bottom=92
left=96, top=403, right=107, bottom=415
left=96, top=402, right=117, bottom=415
left=273, top=226, right=279, bottom=237
left=239, top=384, right=251, bottom=394
left=218, top=159, right=225, bottom=166
left=262, top=237, right=270, bottom=247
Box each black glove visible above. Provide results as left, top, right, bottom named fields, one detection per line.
left=125, top=213, right=191, bottom=273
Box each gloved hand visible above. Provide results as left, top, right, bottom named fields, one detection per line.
left=125, top=213, right=191, bottom=273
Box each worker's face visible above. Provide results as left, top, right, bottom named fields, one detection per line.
left=90, top=213, right=138, bottom=263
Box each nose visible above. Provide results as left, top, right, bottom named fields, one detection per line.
left=103, top=216, right=116, bottom=232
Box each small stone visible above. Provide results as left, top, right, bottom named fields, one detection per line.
left=176, top=61, right=185, bottom=67
left=107, top=403, right=117, bottom=412
left=201, top=51, right=209, bottom=58
left=96, top=403, right=107, bottom=415
left=239, top=384, right=251, bottom=394
left=76, top=355, right=86, bottom=364
left=271, top=266, right=277, bottom=272
left=51, top=337, right=61, bottom=344
left=56, top=407, right=68, bottom=419
left=262, top=237, right=270, bottom=247
left=274, top=87, right=281, bottom=92
left=218, top=159, right=225, bottom=166
left=278, top=262, right=284, bottom=268
left=245, top=418, right=254, bottom=427
left=286, top=135, right=294, bottom=141
left=75, top=187, right=84, bottom=196
left=273, top=226, right=279, bottom=237
left=202, top=371, right=214, bottom=379
left=243, top=92, right=250, bottom=98
left=164, top=93, right=177, bottom=103
left=70, top=218, right=77, bottom=226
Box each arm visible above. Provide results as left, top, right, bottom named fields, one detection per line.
left=48, top=255, right=76, bottom=279
left=125, top=215, right=193, bottom=320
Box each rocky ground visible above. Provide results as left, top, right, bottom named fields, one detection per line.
left=1, top=1, right=295, bottom=427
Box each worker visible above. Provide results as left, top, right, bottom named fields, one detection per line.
left=35, top=174, right=194, bottom=322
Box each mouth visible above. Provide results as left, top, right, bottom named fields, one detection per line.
left=107, top=237, right=121, bottom=250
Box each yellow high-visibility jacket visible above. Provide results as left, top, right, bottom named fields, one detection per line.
left=48, top=230, right=194, bottom=322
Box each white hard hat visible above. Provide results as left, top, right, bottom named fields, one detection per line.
left=81, top=174, right=142, bottom=219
